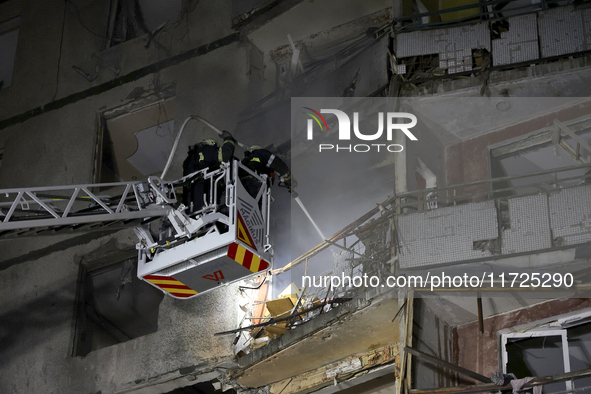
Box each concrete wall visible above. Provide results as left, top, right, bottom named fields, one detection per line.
left=0, top=230, right=241, bottom=393
left=0, top=0, right=235, bottom=120
left=0, top=0, right=257, bottom=186
left=0, top=39, right=256, bottom=186
left=411, top=298, right=456, bottom=390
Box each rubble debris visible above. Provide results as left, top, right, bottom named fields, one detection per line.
left=220, top=282, right=351, bottom=354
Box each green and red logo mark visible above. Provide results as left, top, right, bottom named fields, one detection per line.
left=302, top=107, right=329, bottom=133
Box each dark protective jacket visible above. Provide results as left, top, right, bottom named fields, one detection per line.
left=183, top=137, right=236, bottom=176
left=241, top=149, right=290, bottom=180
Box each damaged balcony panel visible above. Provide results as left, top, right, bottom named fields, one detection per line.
left=398, top=183, right=591, bottom=269
left=396, top=4, right=591, bottom=79
left=492, top=14, right=539, bottom=67
left=549, top=184, right=591, bottom=246
left=501, top=194, right=552, bottom=254
left=538, top=5, right=591, bottom=58
left=398, top=201, right=498, bottom=268
left=396, top=23, right=490, bottom=75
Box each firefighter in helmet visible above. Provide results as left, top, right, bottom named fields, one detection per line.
left=240, top=145, right=296, bottom=198
left=182, top=131, right=236, bottom=214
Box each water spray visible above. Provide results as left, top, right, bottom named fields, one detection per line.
left=294, top=196, right=326, bottom=242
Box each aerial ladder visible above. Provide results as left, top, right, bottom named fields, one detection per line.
left=0, top=120, right=274, bottom=299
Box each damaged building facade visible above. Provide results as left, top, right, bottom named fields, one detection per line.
left=1, top=0, right=591, bottom=393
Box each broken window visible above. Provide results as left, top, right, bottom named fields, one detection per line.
left=501, top=311, right=591, bottom=393
left=0, top=16, right=20, bottom=89
left=72, top=259, right=164, bottom=357
left=566, top=322, right=591, bottom=390
left=95, top=94, right=176, bottom=183
left=504, top=330, right=572, bottom=393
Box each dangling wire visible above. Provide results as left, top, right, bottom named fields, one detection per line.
left=52, top=1, right=68, bottom=101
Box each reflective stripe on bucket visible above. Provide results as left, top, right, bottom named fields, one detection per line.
left=227, top=243, right=269, bottom=273
left=143, top=274, right=198, bottom=298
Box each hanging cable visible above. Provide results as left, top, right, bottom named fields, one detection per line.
left=66, top=0, right=111, bottom=39
left=52, top=1, right=68, bottom=101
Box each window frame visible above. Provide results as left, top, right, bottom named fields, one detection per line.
left=497, top=308, right=591, bottom=391
left=93, top=83, right=176, bottom=184
left=501, top=329, right=572, bottom=391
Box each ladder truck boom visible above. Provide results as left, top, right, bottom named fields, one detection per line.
left=0, top=176, right=175, bottom=238
left=0, top=160, right=273, bottom=299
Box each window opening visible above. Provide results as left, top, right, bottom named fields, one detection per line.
left=500, top=313, right=591, bottom=393
left=0, top=16, right=20, bottom=89
left=97, top=98, right=176, bottom=183
left=504, top=331, right=570, bottom=393
left=72, top=259, right=164, bottom=357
